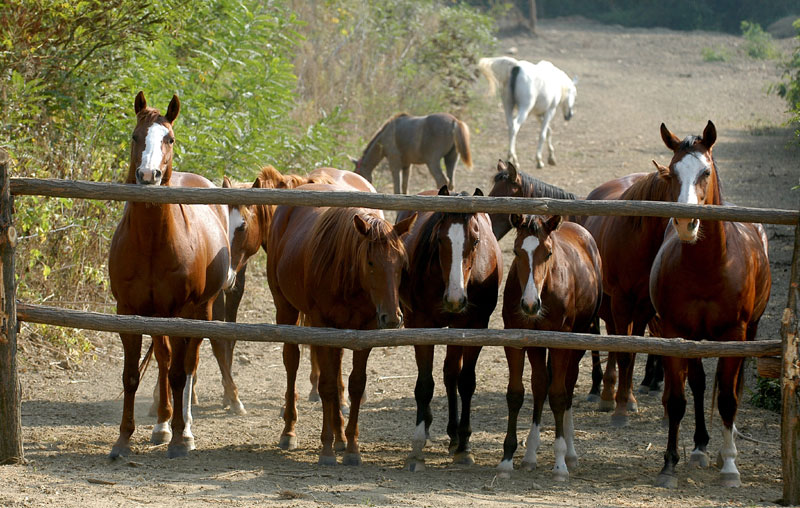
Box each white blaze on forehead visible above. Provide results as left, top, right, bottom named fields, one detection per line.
left=446, top=223, right=466, bottom=300
left=674, top=151, right=710, bottom=205
left=521, top=235, right=540, bottom=306
left=229, top=208, right=244, bottom=246
left=140, top=123, right=169, bottom=170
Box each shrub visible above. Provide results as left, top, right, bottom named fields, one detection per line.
left=772, top=19, right=800, bottom=143
left=701, top=46, right=731, bottom=62
left=750, top=376, right=781, bottom=412
left=741, top=21, right=780, bottom=60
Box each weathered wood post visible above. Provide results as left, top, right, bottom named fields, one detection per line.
left=0, top=149, right=23, bottom=464
left=782, top=222, right=800, bottom=505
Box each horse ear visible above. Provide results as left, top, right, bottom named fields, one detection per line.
left=572, top=75, right=579, bottom=86
left=165, top=94, right=180, bottom=124
left=542, top=215, right=563, bottom=234
left=652, top=159, right=670, bottom=179
left=473, top=188, right=483, bottom=197
left=394, top=212, right=417, bottom=237
left=509, top=214, right=524, bottom=228
left=496, top=159, right=506, bottom=173
left=353, top=214, right=371, bottom=237
left=438, top=185, right=449, bottom=196
left=134, top=91, right=147, bottom=114
left=660, top=123, right=681, bottom=152
left=507, top=160, right=518, bottom=182
left=222, top=176, right=232, bottom=189
left=701, top=120, right=716, bottom=150
left=348, top=156, right=360, bottom=169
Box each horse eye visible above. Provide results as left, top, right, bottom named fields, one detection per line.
left=546, top=251, right=553, bottom=259
left=236, top=223, right=246, bottom=232
left=132, top=134, right=138, bottom=142
left=368, top=260, right=374, bottom=267
left=702, top=169, right=710, bottom=178
left=168, top=137, right=175, bottom=145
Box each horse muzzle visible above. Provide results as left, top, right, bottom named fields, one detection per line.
left=442, top=295, right=468, bottom=314
left=377, top=310, right=404, bottom=329
left=672, top=217, right=700, bottom=243
left=520, top=298, right=542, bottom=317
left=137, top=167, right=163, bottom=185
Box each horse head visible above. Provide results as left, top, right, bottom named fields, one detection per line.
left=129, top=91, right=180, bottom=186
left=353, top=211, right=417, bottom=329
left=509, top=214, right=563, bottom=318
left=223, top=176, right=259, bottom=274
left=657, top=120, right=719, bottom=243
left=562, top=76, right=578, bottom=121
left=434, top=186, right=484, bottom=314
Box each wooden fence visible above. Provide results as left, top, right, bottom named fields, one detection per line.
left=1, top=161, right=799, bottom=502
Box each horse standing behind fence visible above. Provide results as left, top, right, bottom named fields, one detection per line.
left=498, top=214, right=602, bottom=481
left=108, top=91, right=235, bottom=459
left=267, top=182, right=417, bottom=465
left=478, top=56, right=577, bottom=169
left=649, top=121, right=771, bottom=488
left=351, top=113, right=472, bottom=194
left=398, top=186, right=502, bottom=471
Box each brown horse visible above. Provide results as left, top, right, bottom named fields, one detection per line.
left=351, top=113, right=472, bottom=194
left=267, top=182, right=417, bottom=465
left=108, top=91, right=235, bottom=459
left=498, top=214, right=602, bottom=481
left=398, top=186, right=502, bottom=471
left=649, top=121, right=770, bottom=488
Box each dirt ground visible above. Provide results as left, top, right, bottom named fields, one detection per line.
left=4, top=17, right=800, bottom=508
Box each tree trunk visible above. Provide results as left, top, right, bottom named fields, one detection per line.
left=781, top=223, right=800, bottom=505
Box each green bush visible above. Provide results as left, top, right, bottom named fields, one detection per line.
left=701, top=46, right=731, bottom=62
left=750, top=376, right=781, bottom=412
left=773, top=19, right=800, bottom=143
left=741, top=21, right=779, bottom=60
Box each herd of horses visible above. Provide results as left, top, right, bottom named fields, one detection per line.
left=106, top=76, right=770, bottom=491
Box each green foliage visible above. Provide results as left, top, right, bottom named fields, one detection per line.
left=741, top=21, right=779, bottom=60
left=772, top=19, right=800, bottom=143
left=750, top=376, right=781, bottom=412
left=701, top=46, right=731, bottom=62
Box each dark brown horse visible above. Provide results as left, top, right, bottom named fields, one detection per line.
left=108, top=91, right=235, bottom=458
left=498, top=214, right=602, bottom=481
left=351, top=113, right=472, bottom=194
left=267, top=182, right=417, bottom=465
left=649, top=121, right=770, bottom=488
left=398, top=186, right=502, bottom=471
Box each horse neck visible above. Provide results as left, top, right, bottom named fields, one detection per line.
left=361, top=135, right=385, bottom=172
left=620, top=171, right=673, bottom=232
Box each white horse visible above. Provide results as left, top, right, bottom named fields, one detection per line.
left=478, top=56, right=577, bottom=169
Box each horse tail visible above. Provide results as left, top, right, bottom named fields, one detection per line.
left=477, top=57, right=500, bottom=97
left=510, top=65, right=521, bottom=111
left=453, top=119, right=472, bottom=170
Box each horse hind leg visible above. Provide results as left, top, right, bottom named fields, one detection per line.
left=426, top=158, right=449, bottom=191
left=546, top=123, right=556, bottom=166
left=599, top=352, right=617, bottom=412
left=401, top=166, right=411, bottom=195
left=587, top=350, right=603, bottom=402
left=444, top=148, right=458, bottom=191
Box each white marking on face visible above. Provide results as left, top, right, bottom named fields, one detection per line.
left=229, top=208, right=244, bottom=246
left=141, top=123, right=169, bottom=173
left=674, top=151, right=709, bottom=205
left=521, top=235, right=540, bottom=308
left=446, top=223, right=466, bottom=303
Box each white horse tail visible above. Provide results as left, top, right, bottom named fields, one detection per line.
left=453, top=119, right=472, bottom=170
left=478, top=56, right=518, bottom=97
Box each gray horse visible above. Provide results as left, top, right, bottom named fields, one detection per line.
left=350, top=112, right=472, bottom=194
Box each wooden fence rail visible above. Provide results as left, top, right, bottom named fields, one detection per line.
left=16, top=303, right=782, bottom=358
left=2, top=172, right=799, bottom=503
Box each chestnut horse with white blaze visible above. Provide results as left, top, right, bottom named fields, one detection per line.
left=498, top=215, right=602, bottom=481
left=398, top=186, right=502, bottom=471
left=649, top=121, right=770, bottom=488
left=108, top=91, right=235, bottom=459
left=267, top=182, right=417, bottom=465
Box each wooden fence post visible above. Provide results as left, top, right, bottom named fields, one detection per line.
left=782, top=222, right=800, bottom=505
left=0, top=149, right=23, bottom=464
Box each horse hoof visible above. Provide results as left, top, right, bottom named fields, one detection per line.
left=627, top=400, right=639, bottom=413
left=151, top=429, right=172, bottom=445
left=453, top=451, right=475, bottom=466
left=689, top=450, right=710, bottom=468
left=183, top=435, right=196, bottom=452
left=448, top=439, right=459, bottom=456
left=167, top=443, right=189, bottom=459
left=521, top=460, right=537, bottom=472
left=552, top=469, right=569, bottom=482
left=655, top=473, right=677, bottom=489
left=547, top=158, right=556, bottom=166
left=586, top=393, right=601, bottom=403
left=308, top=392, right=320, bottom=403
left=342, top=453, right=362, bottom=466
left=278, top=435, right=298, bottom=451
left=536, top=160, right=544, bottom=169
left=341, top=405, right=350, bottom=417
left=405, top=458, right=426, bottom=472
left=638, top=385, right=650, bottom=395
left=497, top=461, right=514, bottom=478
left=649, top=383, right=662, bottom=394
left=318, top=454, right=337, bottom=466
left=566, top=455, right=579, bottom=469
left=598, top=399, right=615, bottom=412
left=109, top=445, right=131, bottom=459
left=720, top=472, right=741, bottom=488
left=334, top=440, right=346, bottom=453
left=228, top=401, right=247, bottom=416
left=610, top=413, right=628, bottom=428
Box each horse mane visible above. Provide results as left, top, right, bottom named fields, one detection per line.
left=307, top=207, right=406, bottom=293
left=494, top=169, right=577, bottom=200
left=619, top=170, right=676, bottom=229
left=361, top=113, right=410, bottom=159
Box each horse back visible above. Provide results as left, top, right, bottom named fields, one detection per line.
left=392, top=113, right=459, bottom=163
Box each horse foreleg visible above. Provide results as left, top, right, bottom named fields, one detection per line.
left=536, top=110, right=555, bottom=169
left=587, top=350, right=603, bottom=402
left=407, top=344, right=435, bottom=472
left=391, top=165, right=402, bottom=195
left=522, top=347, right=547, bottom=471
left=564, top=350, right=582, bottom=470
left=453, top=345, right=481, bottom=465
left=444, top=149, right=458, bottom=191
left=498, top=346, right=525, bottom=478
left=443, top=345, right=463, bottom=457
left=716, top=356, right=744, bottom=487
left=151, top=335, right=173, bottom=446
left=280, top=343, right=300, bottom=450
left=343, top=348, right=371, bottom=466
left=657, top=355, right=688, bottom=488
left=686, top=358, right=710, bottom=467
left=110, top=333, right=143, bottom=459
left=599, top=351, right=617, bottom=411
left=426, top=158, right=449, bottom=191
left=317, top=345, right=345, bottom=465
left=549, top=349, right=571, bottom=482
left=166, top=337, right=192, bottom=458
left=401, top=166, right=411, bottom=195
left=612, top=352, right=638, bottom=427
left=545, top=123, right=556, bottom=166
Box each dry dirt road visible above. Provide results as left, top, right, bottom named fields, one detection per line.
left=3, top=16, right=800, bottom=508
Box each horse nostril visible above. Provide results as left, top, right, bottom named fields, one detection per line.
left=154, top=169, right=162, bottom=181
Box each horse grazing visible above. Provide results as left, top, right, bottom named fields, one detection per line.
left=108, top=91, right=235, bottom=459
left=498, top=214, right=602, bottom=481
left=649, top=121, right=770, bottom=488
left=398, top=186, right=502, bottom=471
left=350, top=112, right=472, bottom=194
left=478, top=56, right=577, bottom=169
left=267, top=182, right=417, bottom=465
